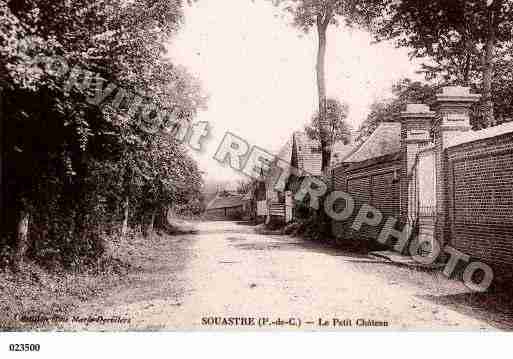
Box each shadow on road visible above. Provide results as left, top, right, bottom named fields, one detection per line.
left=231, top=234, right=373, bottom=261
left=417, top=288, right=513, bottom=330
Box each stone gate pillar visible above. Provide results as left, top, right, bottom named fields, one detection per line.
left=400, top=104, right=436, bottom=220
left=433, top=86, right=480, bottom=247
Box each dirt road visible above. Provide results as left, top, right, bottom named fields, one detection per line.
left=61, top=221, right=510, bottom=331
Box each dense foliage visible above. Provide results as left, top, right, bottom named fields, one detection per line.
left=357, top=80, right=439, bottom=141
left=359, top=71, right=513, bottom=142
left=0, top=0, right=206, bottom=270
left=305, top=97, right=351, bottom=145
left=373, top=0, right=513, bottom=127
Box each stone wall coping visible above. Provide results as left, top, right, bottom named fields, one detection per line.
left=436, top=86, right=481, bottom=104
left=442, top=86, right=471, bottom=96
left=436, top=94, right=481, bottom=103
left=401, top=103, right=436, bottom=118
left=446, top=121, right=513, bottom=148
left=400, top=112, right=437, bottom=119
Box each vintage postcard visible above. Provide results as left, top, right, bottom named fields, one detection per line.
left=1, top=0, right=513, bottom=350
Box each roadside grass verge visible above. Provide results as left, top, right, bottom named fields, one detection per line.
left=0, top=219, right=197, bottom=331
left=0, top=244, right=130, bottom=331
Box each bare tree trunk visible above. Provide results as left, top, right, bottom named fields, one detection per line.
left=0, top=87, right=3, bottom=228
left=482, top=4, right=497, bottom=128
left=315, top=12, right=333, bottom=232
left=145, top=209, right=157, bottom=239
left=121, top=195, right=129, bottom=238
left=13, top=209, right=30, bottom=271
left=316, top=18, right=331, bottom=174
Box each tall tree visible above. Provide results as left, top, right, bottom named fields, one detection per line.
left=0, top=86, right=3, bottom=231
left=1, top=1, right=206, bottom=268
left=358, top=79, right=439, bottom=141
left=305, top=97, right=351, bottom=145
left=272, top=0, right=383, bottom=173
left=373, top=0, right=513, bottom=127
left=490, top=42, right=513, bottom=124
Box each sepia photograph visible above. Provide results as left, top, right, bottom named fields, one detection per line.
left=1, top=0, right=513, bottom=354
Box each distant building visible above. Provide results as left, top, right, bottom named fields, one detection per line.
left=204, top=194, right=245, bottom=221
left=261, top=131, right=355, bottom=223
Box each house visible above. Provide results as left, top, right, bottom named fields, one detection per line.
left=246, top=175, right=267, bottom=222
left=330, top=140, right=360, bottom=169
left=204, top=193, right=245, bottom=221
left=261, top=131, right=355, bottom=224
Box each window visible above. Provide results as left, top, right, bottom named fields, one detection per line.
left=311, top=146, right=322, bottom=153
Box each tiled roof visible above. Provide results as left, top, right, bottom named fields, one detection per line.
left=206, top=195, right=244, bottom=210
left=344, top=122, right=401, bottom=163
left=293, top=132, right=358, bottom=172
left=265, top=132, right=357, bottom=189
left=330, top=141, right=357, bottom=167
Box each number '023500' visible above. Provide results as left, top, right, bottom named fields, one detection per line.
left=9, top=344, right=40, bottom=352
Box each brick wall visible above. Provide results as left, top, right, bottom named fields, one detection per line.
left=332, top=164, right=350, bottom=192
left=332, top=152, right=402, bottom=241
left=446, top=131, right=513, bottom=267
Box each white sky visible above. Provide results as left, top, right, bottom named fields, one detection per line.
left=167, top=0, right=421, bottom=183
